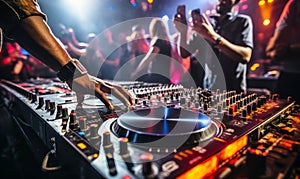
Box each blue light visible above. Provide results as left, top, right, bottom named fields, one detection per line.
left=132, top=2, right=137, bottom=7
left=77, top=131, right=85, bottom=136
left=163, top=107, right=170, bottom=120
left=109, top=5, right=115, bottom=11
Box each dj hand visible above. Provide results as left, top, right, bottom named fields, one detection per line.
left=68, top=74, right=134, bottom=111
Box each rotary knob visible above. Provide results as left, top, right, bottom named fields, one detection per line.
left=119, top=138, right=134, bottom=173
left=49, top=101, right=56, bottom=115
left=69, top=110, right=80, bottom=132
left=141, top=153, right=156, bottom=179
left=61, top=108, right=69, bottom=132
left=55, top=104, right=63, bottom=119
left=31, top=93, right=37, bottom=103
left=36, top=96, right=44, bottom=109
left=45, top=99, right=50, bottom=111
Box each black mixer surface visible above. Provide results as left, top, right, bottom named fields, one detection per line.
left=1, top=79, right=300, bottom=179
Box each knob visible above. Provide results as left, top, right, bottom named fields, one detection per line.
left=272, top=94, right=279, bottom=101
left=119, top=138, right=134, bottom=173
left=79, top=117, right=88, bottom=131
left=27, top=92, right=32, bottom=101
left=252, top=101, right=257, bottom=112
left=217, top=105, right=222, bottom=113
left=45, top=99, right=50, bottom=111
left=226, top=99, right=230, bottom=107
left=228, top=106, right=233, bottom=116
left=141, top=153, right=156, bottom=178
left=103, top=131, right=117, bottom=176
left=257, top=98, right=262, bottom=108
left=194, top=102, right=200, bottom=109
left=203, top=103, right=208, bottom=112
left=55, top=104, right=63, bottom=119
left=106, top=152, right=117, bottom=176
left=222, top=100, right=227, bottom=109
left=36, top=96, right=44, bottom=109
left=90, top=123, right=99, bottom=139
left=241, top=108, right=247, bottom=119
left=103, top=131, right=114, bottom=153
left=180, top=97, right=186, bottom=105
left=69, top=110, right=80, bottom=132
left=143, top=100, right=147, bottom=106
left=61, top=108, right=69, bottom=132
left=135, top=98, right=139, bottom=105
left=49, top=101, right=56, bottom=115
left=31, top=93, right=37, bottom=103
left=246, top=104, right=252, bottom=115
left=287, top=96, right=294, bottom=102
left=89, top=123, right=100, bottom=147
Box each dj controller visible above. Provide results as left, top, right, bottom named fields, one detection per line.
left=1, top=78, right=300, bottom=179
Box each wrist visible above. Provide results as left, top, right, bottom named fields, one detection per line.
left=57, top=59, right=87, bottom=82
left=213, top=36, right=224, bottom=47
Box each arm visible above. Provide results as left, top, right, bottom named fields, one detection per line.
left=67, top=42, right=87, bottom=57
left=8, top=16, right=133, bottom=110
left=173, top=14, right=192, bottom=58
left=132, top=46, right=159, bottom=77
left=266, top=0, right=296, bottom=60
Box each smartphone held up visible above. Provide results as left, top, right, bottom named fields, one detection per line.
left=191, top=8, right=202, bottom=25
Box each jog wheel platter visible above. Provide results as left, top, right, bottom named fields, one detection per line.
left=110, top=106, right=222, bottom=151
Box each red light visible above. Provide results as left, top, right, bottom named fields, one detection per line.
left=241, top=4, right=248, bottom=10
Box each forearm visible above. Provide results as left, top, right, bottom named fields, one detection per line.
left=178, top=31, right=192, bottom=58
left=212, top=36, right=252, bottom=64
left=11, top=16, right=72, bottom=71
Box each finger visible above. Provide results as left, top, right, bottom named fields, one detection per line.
left=111, top=87, right=131, bottom=107
left=95, top=87, right=114, bottom=111
left=104, top=82, right=134, bottom=105
left=201, top=14, right=210, bottom=25
left=113, top=85, right=135, bottom=105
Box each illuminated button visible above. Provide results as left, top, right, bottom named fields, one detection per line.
left=77, top=142, right=87, bottom=150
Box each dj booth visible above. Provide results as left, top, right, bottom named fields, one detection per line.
left=1, top=78, right=300, bottom=178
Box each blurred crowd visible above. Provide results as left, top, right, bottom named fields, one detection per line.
left=0, top=40, right=56, bottom=82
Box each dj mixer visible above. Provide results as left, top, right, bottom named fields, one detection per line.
left=0, top=78, right=300, bottom=179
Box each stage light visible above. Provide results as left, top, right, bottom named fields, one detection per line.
left=258, top=0, right=265, bottom=6
left=130, top=0, right=137, bottom=7
left=241, top=4, right=248, bottom=11
left=267, top=0, right=274, bottom=3
left=263, top=19, right=271, bottom=26
left=147, top=0, right=154, bottom=4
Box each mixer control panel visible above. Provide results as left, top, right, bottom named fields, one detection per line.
left=0, top=79, right=299, bottom=178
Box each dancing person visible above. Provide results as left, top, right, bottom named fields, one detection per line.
left=132, top=18, right=173, bottom=84
left=265, top=0, right=300, bottom=104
